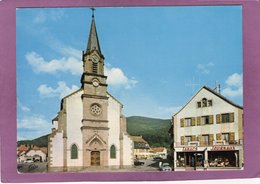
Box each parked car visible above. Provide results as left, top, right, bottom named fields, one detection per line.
left=153, top=157, right=162, bottom=161
left=159, top=163, right=172, bottom=171
left=134, top=159, right=145, bottom=166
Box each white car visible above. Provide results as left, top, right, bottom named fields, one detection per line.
left=160, top=163, right=172, bottom=171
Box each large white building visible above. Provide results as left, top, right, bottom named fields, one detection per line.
left=48, top=13, right=134, bottom=172
left=172, top=86, right=243, bottom=170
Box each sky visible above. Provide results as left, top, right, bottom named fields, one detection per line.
left=16, top=6, right=242, bottom=140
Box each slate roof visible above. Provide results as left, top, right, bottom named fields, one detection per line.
left=86, top=15, right=102, bottom=56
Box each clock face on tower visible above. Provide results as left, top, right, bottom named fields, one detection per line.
left=92, top=79, right=99, bottom=87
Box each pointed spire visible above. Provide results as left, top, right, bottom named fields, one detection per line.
left=86, top=9, right=102, bottom=55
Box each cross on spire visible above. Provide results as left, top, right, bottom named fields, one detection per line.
left=90, top=7, right=96, bottom=18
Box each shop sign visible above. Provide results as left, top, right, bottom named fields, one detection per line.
left=183, top=146, right=197, bottom=151
left=211, top=146, right=236, bottom=151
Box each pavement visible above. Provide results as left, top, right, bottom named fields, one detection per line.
left=17, top=162, right=48, bottom=173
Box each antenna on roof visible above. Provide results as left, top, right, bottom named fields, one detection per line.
left=213, top=81, right=221, bottom=94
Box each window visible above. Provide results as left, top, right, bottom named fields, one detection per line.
left=201, top=135, right=209, bottom=146
left=201, top=116, right=210, bottom=125
left=185, top=136, right=192, bottom=145
left=71, top=144, right=78, bottom=159
left=92, top=62, right=98, bottom=73
left=197, top=102, right=201, bottom=108
left=222, top=133, right=230, bottom=142
left=110, top=145, right=116, bottom=159
left=185, top=118, right=192, bottom=126
left=221, top=113, right=230, bottom=123
left=208, top=100, right=212, bottom=106
left=202, top=98, right=207, bottom=107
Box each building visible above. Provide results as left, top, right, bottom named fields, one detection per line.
left=26, top=147, right=47, bottom=162
left=130, top=136, right=150, bottom=159
left=150, top=147, right=167, bottom=159
left=48, top=13, right=134, bottom=172
left=17, top=145, right=47, bottom=163
left=171, top=86, right=243, bottom=170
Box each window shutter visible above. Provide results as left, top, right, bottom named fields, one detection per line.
left=180, top=118, right=184, bottom=127
left=216, top=114, right=221, bottom=124
left=229, top=113, right=235, bottom=122
left=230, top=132, right=235, bottom=141
left=192, top=117, right=196, bottom=126
left=216, top=133, right=222, bottom=140
left=209, top=115, right=214, bottom=124
left=209, top=134, right=214, bottom=145
left=197, top=117, right=201, bottom=126
left=192, top=135, right=196, bottom=141
left=197, top=135, right=201, bottom=145
left=181, top=136, right=185, bottom=145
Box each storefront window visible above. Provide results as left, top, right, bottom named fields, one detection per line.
left=208, top=151, right=238, bottom=167
left=176, top=152, right=204, bottom=167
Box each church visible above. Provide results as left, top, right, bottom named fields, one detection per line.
left=48, top=13, right=134, bottom=172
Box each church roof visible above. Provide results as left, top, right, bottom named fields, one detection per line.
left=174, top=85, right=243, bottom=116
left=86, top=15, right=102, bottom=56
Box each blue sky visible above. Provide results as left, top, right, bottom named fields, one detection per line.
left=16, top=6, right=242, bottom=140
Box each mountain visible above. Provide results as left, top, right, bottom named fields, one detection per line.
left=17, top=116, right=172, bottom=149
left=17, top=134, right=49, bottom=148
left=126, top=116, right=172, bottom=148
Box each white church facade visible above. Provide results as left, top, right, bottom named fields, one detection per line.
left=48, top=13, right=134, bottom=172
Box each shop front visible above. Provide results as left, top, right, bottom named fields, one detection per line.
left=176, top=146, right=205, bottom=169
left=208, top=145, right=240, bottom=168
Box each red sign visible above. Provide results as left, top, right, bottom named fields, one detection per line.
left=211, top=146, right=236, bottom=151
left=183, top=147, right=197, bottom=151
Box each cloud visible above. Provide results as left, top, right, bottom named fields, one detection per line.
left=33, top=9, right=64, bottom=24
left=222, top=73, right=243, bottom=98
left=26, top=51, right=82, bottom=75
left=17, top=99, right=30, bottom=112
left=38, top=81, right=79, bottom=98
left=17, top=114, right=51, bottom=140
left=105, top=65, right=138, bottom=89
left=197, top=62, right=215, bottom=74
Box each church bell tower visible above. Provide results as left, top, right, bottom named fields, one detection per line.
left=81, top=11, right=109, bottom=167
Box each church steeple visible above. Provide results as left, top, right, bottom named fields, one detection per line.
left=81, top=9, right=106, bottom=87
left=86, top=10, right=102, bottom=56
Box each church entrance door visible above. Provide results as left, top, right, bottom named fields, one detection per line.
left=91, top=151, right=100, bottom=166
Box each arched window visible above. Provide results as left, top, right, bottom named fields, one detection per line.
left=71, top=144, right=78, bottom=159
left=110, top=145, right=116, bottom=159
